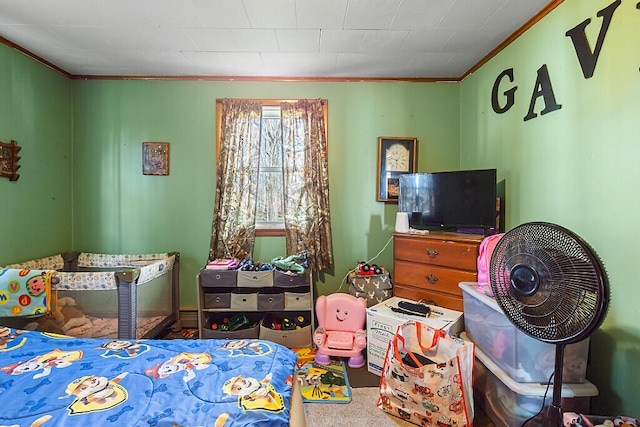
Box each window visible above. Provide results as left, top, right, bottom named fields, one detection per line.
left=212, top=98, right=332, bottom=271
left=214, top=99, right=328, bottom=237
left=255, top=105, right=285, bottom=232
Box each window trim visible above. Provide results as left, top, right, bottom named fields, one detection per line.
left=215, top=99, right=328, bottom=237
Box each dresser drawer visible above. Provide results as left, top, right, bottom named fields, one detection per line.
left=394, top=235, right=480, bottom=270
left=393, top=259, right=477, bottom=296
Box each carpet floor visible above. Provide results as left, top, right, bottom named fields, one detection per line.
left=305, top=364, right=496, bottom=427
left=163, top=331, right=495, bottom=426
left=304, top=387, right=415, bottom=427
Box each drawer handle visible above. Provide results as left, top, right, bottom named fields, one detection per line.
left=424, top=249, right=439, bottom=258
left=425, top=274, right=438, bottom=284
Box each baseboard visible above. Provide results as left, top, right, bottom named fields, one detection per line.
left=179, top=309, right=198, bottom=329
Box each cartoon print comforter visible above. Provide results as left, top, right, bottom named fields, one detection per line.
left=0, top=327, right=298, bottom=427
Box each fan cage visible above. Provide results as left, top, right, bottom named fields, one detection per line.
left=489, top=222, right=609, bottom=344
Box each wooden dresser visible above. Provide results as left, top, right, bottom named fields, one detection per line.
left=392, top=231, right=484, bottom=311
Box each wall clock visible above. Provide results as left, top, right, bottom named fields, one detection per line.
left=377, top=137, right=417, bottom=202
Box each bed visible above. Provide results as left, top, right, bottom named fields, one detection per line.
left=1, top=252, right=181, bottom=340
left=0, top=326, right=307, bottom=427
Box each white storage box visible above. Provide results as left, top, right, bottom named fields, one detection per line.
left=460, top=282, right=590, bottom=383
left=473, top=345, right=597, bottom=427
left=366, top=296, right=464, bottom=376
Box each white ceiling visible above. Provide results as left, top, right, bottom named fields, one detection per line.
left=0, top=0, right=553, bottom=80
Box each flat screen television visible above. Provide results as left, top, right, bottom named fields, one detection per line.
left=398, top=169, right=497, bottom=233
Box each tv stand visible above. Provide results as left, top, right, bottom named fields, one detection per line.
left=392, top=231, right=484, bottom=311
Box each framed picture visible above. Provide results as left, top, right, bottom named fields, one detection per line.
left=143, top=142, right=170, bottom=175
left=377, top=137, right=417, bottom=202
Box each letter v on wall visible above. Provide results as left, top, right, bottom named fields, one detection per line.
left=565, top=0, right=621, bottom=79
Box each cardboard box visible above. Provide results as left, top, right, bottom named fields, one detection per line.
left=366, top=296, right=464, bottom=376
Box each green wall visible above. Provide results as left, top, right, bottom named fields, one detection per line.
left=460, top=0, right=639, bottom=415
left=0, top=44, right=72, bottom=263
left=71, top=80, right=460, bottom=307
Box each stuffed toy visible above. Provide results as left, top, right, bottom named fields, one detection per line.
left=26, top=296, right=88, bottom=335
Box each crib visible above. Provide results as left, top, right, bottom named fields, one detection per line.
left=1, top=251, right=180, bottom=339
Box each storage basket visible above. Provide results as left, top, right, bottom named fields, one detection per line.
left=273, top=270, right=309, bottom=287
left=199, top=269, right=237, bottom=287
left=259, top=312, right=312, bottom=348
left=237, top=270, right=274, bottom=287
left=201, top=312, right=262, bottom=339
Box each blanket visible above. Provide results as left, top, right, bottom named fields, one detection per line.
left=0, top=327, right=298, bottom=427
left=0, top=269, right=54, bottom=317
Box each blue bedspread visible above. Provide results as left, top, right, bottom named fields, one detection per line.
left=0, top=327, right=298, bottom=427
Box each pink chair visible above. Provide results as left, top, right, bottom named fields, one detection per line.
left=313, top=293, right=367, bottom=368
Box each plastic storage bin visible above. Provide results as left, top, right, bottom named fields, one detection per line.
left=459, top=282, right=590, bottom=383
left=473, top=345, right=597, bottom=427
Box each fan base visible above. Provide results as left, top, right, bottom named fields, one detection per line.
left=546, top=403, right=563, bottom=427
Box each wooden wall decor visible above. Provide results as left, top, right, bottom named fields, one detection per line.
left=0, top=140, right=21, bottom=181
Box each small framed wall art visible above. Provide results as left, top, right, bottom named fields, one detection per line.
left=142, top=142, right=170, bottom=176
left=377, top=137, right=417, bottom=202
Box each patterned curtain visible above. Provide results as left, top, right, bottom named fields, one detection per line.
left=209, top=99, right=263, bottom=261
left=280, top=100, right=333, bottom=271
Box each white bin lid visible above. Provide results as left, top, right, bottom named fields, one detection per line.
left=467, top=334, right=599, bottom=398
left=459, top=282, right=503, bottom=311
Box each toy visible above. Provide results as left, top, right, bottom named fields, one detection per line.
left=238, top=258, right=273, bottom=271
left=27, top=296, right=88, bottom=335
left=264, top=313, right=308, bottom=331
left=211, top=313, right=253, bottom=332
left=271, top=251, right=308, bottom=274
left=356, top=262, right=383, bottom=276
left=313, top=293, right=367, bottom=368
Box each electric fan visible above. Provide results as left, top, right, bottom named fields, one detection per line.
left=489, top=222, right=610, bottom=427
